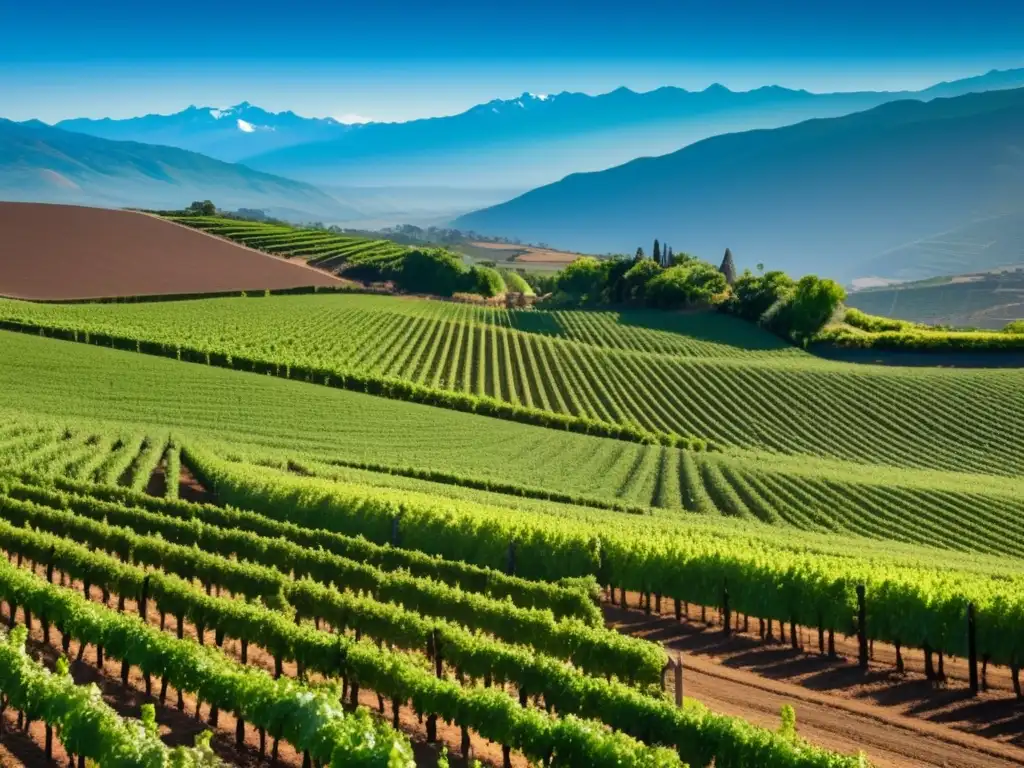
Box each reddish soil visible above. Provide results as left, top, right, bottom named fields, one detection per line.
left=144, top=459, right=169, bottom=497
left=0, top=203, right=341, bottom=300
left=5, top=561, right=516, bottom=768
left=608, top=592, right=1024, bottom=768
left=177, top=461, right=215, bottom=504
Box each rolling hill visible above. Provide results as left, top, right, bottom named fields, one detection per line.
left=0, top=119, right=359, bottom=222
left=0, top=203, right=341, bottom=299
left=454, top=87, right=1024, bottom=282
left=846, top=268, right=1024, bottom=329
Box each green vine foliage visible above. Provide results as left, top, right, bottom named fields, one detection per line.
left=0, top=627, right=223, bottom=768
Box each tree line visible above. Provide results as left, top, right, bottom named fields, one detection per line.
left=524, top=243, right=845, bottom=343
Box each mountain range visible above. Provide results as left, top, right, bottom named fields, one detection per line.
left=0, top=119, right=357, bottom=221
left=454, top=86, right=1024, bottom=282
left=56, top=102, right=348, bottom=162
left=6, top=66, right=1024, bottom=278
left=52, top=68, right=1024, bottom=193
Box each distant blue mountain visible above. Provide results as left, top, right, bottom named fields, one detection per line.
left=454, top=87, right=1024, bottom=282
left=57, top=102, right=348, bottom=162
left=0, top=119, right=359, bottom=221
left=53, top=68, right=1024, bottom=192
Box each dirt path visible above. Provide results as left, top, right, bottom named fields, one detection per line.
left=177, top=460, right=215, bottom=504
left=608, top=596, right=1024, bottom=767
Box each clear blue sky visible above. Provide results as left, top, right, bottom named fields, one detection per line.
left=3, top=0, right=1022, bottom=123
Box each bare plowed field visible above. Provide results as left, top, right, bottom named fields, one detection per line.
left=0, top=203, right=341, bottom=299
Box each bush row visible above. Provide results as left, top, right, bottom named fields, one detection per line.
left=816, top=325, right=1024, bottom=352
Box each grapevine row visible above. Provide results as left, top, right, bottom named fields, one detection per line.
left=0, top=626, right=222, bottom=767
left=34, top=474, right=600, bottom=621
left=0, top=522, right=682, bottom=768
left=0, top=556, right=413, bottom=767
left=190, top=448, right=1024, bottom=671
left=0, top=487, right=659, bottom=681
left=0, top=510, right=866, bottom=768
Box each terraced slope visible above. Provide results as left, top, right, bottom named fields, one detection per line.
left=167, top=216, right=410, bottom=274
left=2, top=294, right=1023, bottom=477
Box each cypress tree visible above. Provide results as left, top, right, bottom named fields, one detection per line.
left=719, top=248, right=738, bottom=285
left=635, top=247, right=645, bottom=261
left=667, top=246, right=674, bottom=264
left=652, top=240, right=661, bottom=264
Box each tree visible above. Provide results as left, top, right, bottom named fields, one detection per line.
left=1004, top=320, right=1024, bottom=334
left=719, top=248, right=738, bottom=285
left=756, top=262, right=764, bottom=274
left=557, top=257, right=607, bottom=301
left=622, top=259, right=662, bottom=303
left=634, top=247, right=645, bottom=262
left=765, top=275, right=846, bottom=340
left=667, top=247, right=674, bottom=263
left=652, top=240, right=661, bottom=265
left=645, top=262, right=727, bottom=308
left=726, top=270, right=795, bottom=322
left=186, top=200, right=216, bottom=216
left=602, top=258, right=636, bottom=304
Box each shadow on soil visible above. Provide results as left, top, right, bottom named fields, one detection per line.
left=605, top=602, right=1024, bottom=746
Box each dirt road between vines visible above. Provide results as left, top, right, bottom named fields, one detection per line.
left=608, top=597, right=1024, bottom=768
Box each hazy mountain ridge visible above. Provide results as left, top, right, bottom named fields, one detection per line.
left=56, top=102, right=349, bottom=161
left=51, top=68, right=1024, bottom=191
left=453, top=87, right=1024, bottom=281
left=0, top=119, right=359, bottom=221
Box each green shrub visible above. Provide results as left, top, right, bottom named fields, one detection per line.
left=766, top=275, right=846, bottom=341
left=621, top=259, right=662, bottom=304
left=501, top=271, right=535, bottom=296
left=724, top=270, right=795, bottom=323
left=471, top=266, right=506, bottom=297
left=556, top=257, right=607, bottom=301
left=347, top=248, right=473, bottom=296
left=645, top=262, right=727, bottom=309
left=1005, top=320, right=1024, bottom=334
left=816, top=326, right=1024, bottom=351
left=844, top=308, right=918, bottom=332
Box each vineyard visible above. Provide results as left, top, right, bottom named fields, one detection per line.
left=0, top=410, right=879, bottom=767
left=2, top=284, right=1024, bottom=766
left=1, top=294, right=1023, bottom=477
left=167, top=216, right=412, bottom=275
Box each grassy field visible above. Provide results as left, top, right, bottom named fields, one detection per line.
left=2, top=294, right=1023, bottom=478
